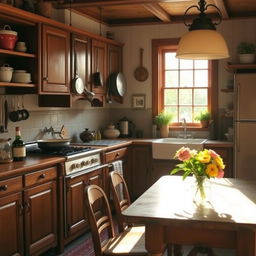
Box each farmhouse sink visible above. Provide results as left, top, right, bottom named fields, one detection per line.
left=152, top=138, right=207, bottom=160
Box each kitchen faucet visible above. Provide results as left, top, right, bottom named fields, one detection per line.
left=181, top=118, right=187, bottom=139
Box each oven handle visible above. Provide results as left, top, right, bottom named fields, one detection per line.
left=66, top=163, right=109, bottom=179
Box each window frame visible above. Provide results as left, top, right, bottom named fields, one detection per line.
left=152, top=38, right=218, bottom=130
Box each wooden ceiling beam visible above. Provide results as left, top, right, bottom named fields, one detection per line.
left=142, top=3, right=171, bottom=22
left=213, top=0, right=229, bottom=19
left=54, top=0, right=190, bottom=9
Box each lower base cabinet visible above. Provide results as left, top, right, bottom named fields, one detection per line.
left=65, top=168, right=104, bottom=242
left=0, top=166, right=59, bottom=256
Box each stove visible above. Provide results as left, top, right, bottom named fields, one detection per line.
left=27, top=143, right=103, bottom=176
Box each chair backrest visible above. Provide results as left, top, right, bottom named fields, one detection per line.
left=110, top=170, right=131, bottom=232
left=84, top=184, right=115, bottom=256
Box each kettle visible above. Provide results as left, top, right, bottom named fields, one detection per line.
left=80, top=128, right=95, bottom=142
left=117, top=117, right=135, bottom=138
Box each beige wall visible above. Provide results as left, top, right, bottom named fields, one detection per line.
left=2, top=10, right=256, bottom=141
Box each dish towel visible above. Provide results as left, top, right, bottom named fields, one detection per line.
left=111, top=160, right=124, bottom=201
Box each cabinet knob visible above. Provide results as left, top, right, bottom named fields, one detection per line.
left=43, top=77, right=48, bottom=82
left=0, top=185, right=8, bottom=191
left=39, top=173, right=46, bottom=179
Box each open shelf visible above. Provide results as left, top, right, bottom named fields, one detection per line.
left=0, top=49, right=36, bottom=58
left=221, top=88, right=234, bottom=93
left=226, top=62, right=256, bottom=72
left=0, top=82, right=36, bottom=87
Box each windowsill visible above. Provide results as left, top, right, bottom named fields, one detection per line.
left=169, top=126, right=210, bottom=131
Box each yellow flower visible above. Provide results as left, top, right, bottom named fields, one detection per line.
left=206, top=163, right=219, bottom=177
left=215, top=156, right=225, bottom=170
left=197, top=149, right=211, bottom=163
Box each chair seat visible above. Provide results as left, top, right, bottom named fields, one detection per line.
left=104, top=226, right=147, bottom=255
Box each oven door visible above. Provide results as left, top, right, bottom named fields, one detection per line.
left=63, top=164, right=108, bottom=239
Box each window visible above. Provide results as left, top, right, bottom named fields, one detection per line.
left=152, top=38, right=218, bottom=128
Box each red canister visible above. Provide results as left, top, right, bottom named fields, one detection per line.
left=0, top=25, right=18, bottom=50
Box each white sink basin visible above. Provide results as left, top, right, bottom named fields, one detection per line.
left=152, top=138, right=207, bottom=160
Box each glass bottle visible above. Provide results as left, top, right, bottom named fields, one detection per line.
left=12, top=127, right=26, bottom=161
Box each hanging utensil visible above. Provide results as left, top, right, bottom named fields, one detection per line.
left=72, top=48, right=85, bottom=94
left=134, top=48, right=149, bottom=82
left=0, top=96, right=4, bottom=133
left=4, top=97, right=8, bottom=132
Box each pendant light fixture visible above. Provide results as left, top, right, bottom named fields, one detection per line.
left=176, top=0, right=229, bottom=60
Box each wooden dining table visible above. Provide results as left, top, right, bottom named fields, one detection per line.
left=122, top=175, right=256, bottom=256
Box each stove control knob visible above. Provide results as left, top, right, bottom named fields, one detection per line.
left=81, top=161, right=86, bottom=167
left=85, top=160, right=90, bottom=166
left=75, top=163, right=80, bottom=169
left=70, top=164, right=76, bottom=170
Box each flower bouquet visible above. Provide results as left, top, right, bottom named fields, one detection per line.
left=171, top=147, right=225, bottom=202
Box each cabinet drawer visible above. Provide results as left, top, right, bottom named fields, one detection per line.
left=105, top=147, right=127, bottom=163
left=25, top=166, right=57, bottom=187
left=0, top=176, right=22, bottom=196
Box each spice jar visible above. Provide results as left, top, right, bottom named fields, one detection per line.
left=0, top=138, right=13, bottom=163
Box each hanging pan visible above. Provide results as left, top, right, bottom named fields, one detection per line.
left=134, top=48, right=148, bottom=82
left=72, top=48, right=85, bottom=94
left=109, top=72, right=127, bottom=97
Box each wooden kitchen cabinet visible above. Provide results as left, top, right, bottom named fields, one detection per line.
left=0, top=177, right=23, bottom=256
left=71, top=33, right=91, bottom=100
left=41, top=24, right=70, bottom=94
left=65, top=168, right=104, bottom=242
left=107, top=44, right=122, bottom=75
left=130, top=145, right=152, bottom=200
left=0, top=166, right=58, bottom=256
left=91, top=39, right=107, bottom=95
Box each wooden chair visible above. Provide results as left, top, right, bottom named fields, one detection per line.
left=109, top=170, right=173, bottom=256
left=84, top=184, right=151, bottom=255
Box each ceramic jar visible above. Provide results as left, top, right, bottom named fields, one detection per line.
left=0, top=25, right=18, bottom=50
left=0, top=64, right=13, bottom=82
left=0, top=138, right=13, bottom=163
left=103, top=125, right=120, bottom=139
left=15, top=41, right=27, bottom=52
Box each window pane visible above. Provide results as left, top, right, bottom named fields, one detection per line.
left=165, top=71, right=178, bottom=87
left=179, top=89, right=192, bottom=105
left=165, top=106, right=177, bottom=122
left=179, top=106, right=192, bottom=122
left=195, top=70, right=208, bottom=87
left=194, top=89, right=208, bottom=105
left=180, top=59, right=193, bottom=69
left=165, top=52, right=178, bottom=69
left=195, top=60, right=208, bottom=69
left=180, top=70, right=193, bottom=87
left=164, top=89, right=177, bottom=105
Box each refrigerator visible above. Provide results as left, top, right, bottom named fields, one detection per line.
left=234, top=73, right=256, bottom=179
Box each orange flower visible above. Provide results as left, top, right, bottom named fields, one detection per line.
left=206, top=163, right=219, bottom=177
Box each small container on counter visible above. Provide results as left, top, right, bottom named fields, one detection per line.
left=103, top=124, right=120, bottom=139
left=0, top=138, right=13, bottom=163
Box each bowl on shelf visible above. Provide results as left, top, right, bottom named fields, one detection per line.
left=12, top=70, right=31, bottom=83
left=225, top=133, right=233, bottom=142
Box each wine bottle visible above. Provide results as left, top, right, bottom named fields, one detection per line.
left=12, top=127, right=26, bottom=161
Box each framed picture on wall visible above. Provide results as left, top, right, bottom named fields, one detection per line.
left=132, top=94, right=146, bottom=109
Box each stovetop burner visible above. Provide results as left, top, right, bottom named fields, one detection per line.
left=28, top=146, right=94, bottom=156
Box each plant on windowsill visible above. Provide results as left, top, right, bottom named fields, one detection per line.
left=154, top=111, right=173, bottom=138
left=194, top=110, right=211, bottom=128
left=237, top=42, right=256, bottom=64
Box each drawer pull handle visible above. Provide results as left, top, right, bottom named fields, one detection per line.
left=0, top=185, right=8, bottom=191
left=115, top=153, right=120, bottom=158
left=39, top=173, right=46, bottom=179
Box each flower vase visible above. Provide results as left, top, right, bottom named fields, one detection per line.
left=192, top=175, right=210, bottom=205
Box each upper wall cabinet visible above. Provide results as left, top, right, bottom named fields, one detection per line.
left=91, top=39, right=107, bottom=94
left=71, top=33, right=91, bottom=99
left=107, top=44, right=122, bottom=76
left=41, top=25, right=70, bottom=94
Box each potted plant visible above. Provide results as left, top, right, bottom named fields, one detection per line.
left=194, top=110, right=211, bottom=128
left=237, top=42, right=256, bottom=64
left=154, top=111, right=173, bottom=138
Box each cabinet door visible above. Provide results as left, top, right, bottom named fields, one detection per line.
left=107, top=44, right=122, bottom=75
left=24, top=181, right=57, bottom=256
left=41, top=25, right=70, bottom=94
left=66, top=174, right=87, bottom=237
left=91, top=39, right=107, bottom=94
left=130, top=145, right=152, bottom=200
left=0, top=192, right=23, bottom=256
left=71, top=33, right=91, bottom=94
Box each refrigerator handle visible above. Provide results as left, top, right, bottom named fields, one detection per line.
left=236, top=82, right=240, bottom=120
left=236, top=122, right=240, bottom=152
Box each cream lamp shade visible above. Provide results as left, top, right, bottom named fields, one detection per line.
left=176, top=29, right=229, bottom=60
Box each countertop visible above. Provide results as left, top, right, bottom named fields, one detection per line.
left=0, top=139, right=233, bottom=180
